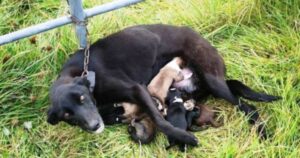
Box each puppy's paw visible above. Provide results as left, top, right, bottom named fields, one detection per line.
left=183, top=99, right=195, bottom=111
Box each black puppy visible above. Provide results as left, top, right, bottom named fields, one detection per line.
left=47, top=24, right=280, bottom=147
left=165, top=88, right=188, bottom=151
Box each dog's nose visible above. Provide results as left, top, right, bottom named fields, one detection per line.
left=87, top=119, right=101, bottom=131
left=91, top=122, right=100, bottom=131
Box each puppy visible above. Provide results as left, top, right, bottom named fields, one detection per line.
left=172, top=67, right=198, bottom=93
left=115, top=102, right=156, bottom=144
left=189, top=104, right=221, bottom=131
left=165, top=88, right=188, bottom=151
left=128, top=116, right=156, bottom=144
left=148, top=57, right=184, bottom=112
left=114, top=102, right=145, bottom=123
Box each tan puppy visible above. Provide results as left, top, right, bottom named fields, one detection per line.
left=115, top=102, right=146, bottom=123
left=148, top=57, right=184, bottom=110
left=115, top=102, right=156, bottom=144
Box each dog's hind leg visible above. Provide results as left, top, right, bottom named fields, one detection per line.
left=226, top=79, right=281, bottom=102
left=130, top=84, right=198, bottom=146
left=204, top=74, right=267, bottom=139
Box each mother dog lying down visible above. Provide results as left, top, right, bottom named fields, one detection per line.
left=47, top=24, right=280, bottom=146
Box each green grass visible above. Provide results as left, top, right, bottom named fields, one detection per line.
left=0, top=0, right=299, bottom=157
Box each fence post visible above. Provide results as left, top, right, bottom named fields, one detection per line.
left=67, top=0, right=87, bottom=49
left=0, top=0, right=143, bottom=46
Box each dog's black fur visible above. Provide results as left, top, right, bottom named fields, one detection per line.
left=165, top=88, right=188, bottom=151
left=48, top=24, right=280, bottom=146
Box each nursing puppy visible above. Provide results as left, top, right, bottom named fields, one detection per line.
left=173, top=67, right=197, bottom=93
left=128, top=116, right=156, bottom=144
left=148, top=57, right=184, bottom=112
left=115, top=102, right=144, bottom=123
left=165, top=88, right=188, bottom=151
left=194, top=104, right=221, bottom=128
left=115, top=102, right=156, bottom=144
left=187, top=104, right=221, bottom=131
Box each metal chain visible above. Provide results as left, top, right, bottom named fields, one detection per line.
left=69, top=14, right=90, bottom=77
left=81, top=42, right=90, bottom=77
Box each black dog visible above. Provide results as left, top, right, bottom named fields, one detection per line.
left=165, top=88, right=189, bottom=151
left=47, top=24, right=280, bottom=146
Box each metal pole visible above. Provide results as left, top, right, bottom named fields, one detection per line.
left=68, top=0, right=87, bottom=49
left=0, top=0, right=143, bottom=46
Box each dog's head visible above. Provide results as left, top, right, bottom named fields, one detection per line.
left=47, top=76, right=104, bottom=134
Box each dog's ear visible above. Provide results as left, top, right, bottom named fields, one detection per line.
left=86, top=71, right=95, bottom=93
left=74, top=77, right=90, bottom=87
left=47, top=107, right=60, bottom=125
left=73, top=71, right=95, bottom=93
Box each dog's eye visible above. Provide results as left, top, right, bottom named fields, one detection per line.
left=64, top=112, right=70, bottom=119
left=63, top=108, right=74, bottom=118
left=80, top=95, right=85, bottom=104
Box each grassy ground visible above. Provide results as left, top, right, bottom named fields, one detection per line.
left=0, top=0, right=299, bottom=157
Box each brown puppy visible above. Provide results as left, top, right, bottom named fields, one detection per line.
left=189, top=104, right=221, bottom=131
left=116, top=102, right=156, bottom=144
left=148, top=57, right=184, bottom=109
left=128, top=116, right=156, bottom=144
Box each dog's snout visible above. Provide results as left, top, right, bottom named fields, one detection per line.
left=88, top=120, right=101, bottom=131
left=92, top=122, right=100, bottom=131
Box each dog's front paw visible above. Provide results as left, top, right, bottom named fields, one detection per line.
left=180, top=132, right=198, bottom=146
left=186, top=133, right=198, bottom=146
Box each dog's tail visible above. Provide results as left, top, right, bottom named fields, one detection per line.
left=226, top=80, right=281, bottom=102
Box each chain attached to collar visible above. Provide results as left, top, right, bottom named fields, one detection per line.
left=81, top=43, right=90, bottom=77
left=69, top=15, right=90, bottom=77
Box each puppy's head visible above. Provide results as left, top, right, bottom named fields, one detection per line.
left=166, top=88, right=183, bottom=104
left=47, top=76, right=104, bottom=134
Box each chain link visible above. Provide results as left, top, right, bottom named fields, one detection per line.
left=69, top=15, right=90, bottom=77
left=81, top=43, right=90, bottom=77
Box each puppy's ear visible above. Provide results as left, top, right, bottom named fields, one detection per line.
left=47, top=107, right=60, bottom=125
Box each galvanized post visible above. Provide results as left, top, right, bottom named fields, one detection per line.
left=67, top=0, right=87, bottom=49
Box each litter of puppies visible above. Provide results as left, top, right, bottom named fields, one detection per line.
left=113, top=57, right=222, bottom=150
